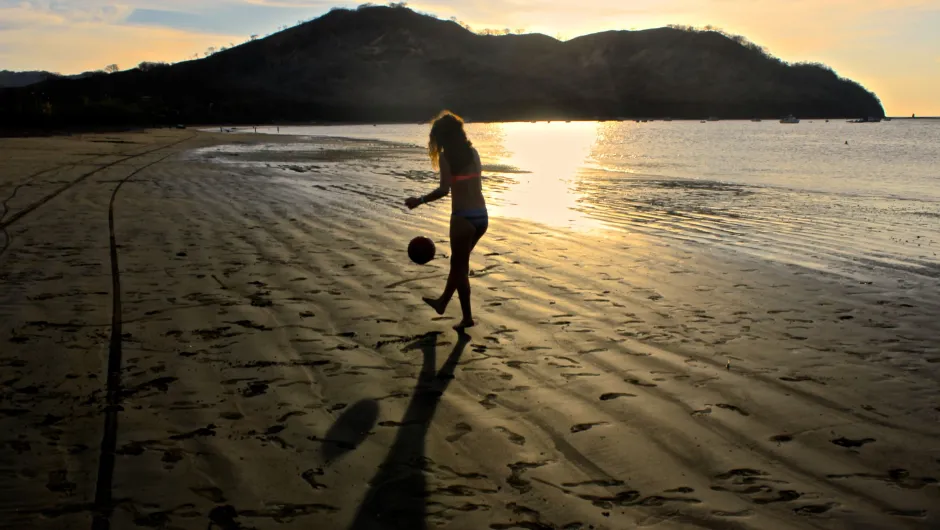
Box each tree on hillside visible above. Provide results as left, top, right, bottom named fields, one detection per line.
left=104, top=64, right=119, bottom=73
left=138, top=61, right=169, bottom=72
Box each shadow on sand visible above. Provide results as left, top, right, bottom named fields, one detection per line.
left=347, top=331, right=471, bottom=530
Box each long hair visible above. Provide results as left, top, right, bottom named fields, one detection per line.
left=428, top=110, right=473, bottom=173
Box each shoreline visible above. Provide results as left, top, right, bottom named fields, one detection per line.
left=1, top=129, right=938, bottom=529
left=8, top=114, right=937, bottom=139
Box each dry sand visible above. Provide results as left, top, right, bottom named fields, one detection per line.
left=1, top=129, right=938, bottom=530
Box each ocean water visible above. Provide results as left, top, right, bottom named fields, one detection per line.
left=217, top=120, right=940, bottom=283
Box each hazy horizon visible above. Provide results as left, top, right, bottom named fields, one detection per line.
left=1, top=0, right=938, bottom=115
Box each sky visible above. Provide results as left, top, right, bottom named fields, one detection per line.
left=1, top=0, right=938, bottom=115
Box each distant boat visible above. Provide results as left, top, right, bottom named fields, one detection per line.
left=700, top=120, right=707, bottom=123
left=848, top=116, right=882, bottom=123
left=780, top=114, right=800, bottom=124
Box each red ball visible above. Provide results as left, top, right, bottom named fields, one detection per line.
left=408, top=236, right=436, bottom=265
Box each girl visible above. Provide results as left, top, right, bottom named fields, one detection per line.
left=405, top=111, right=488, bottom=331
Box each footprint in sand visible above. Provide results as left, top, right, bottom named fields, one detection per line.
left=625, top=377, right=657, bottom=387
left=495, top=426, right=526, bottom=446
left=830, top=437, right=875, bottom=448
left=779, top=375, right=816, bottom=383
left=562, top=373, right=600, bottom=380
left=276, top=411, right=306, bottom=423
left=169, top=425, right=217, bottom=441
left=230, top=319, right=272, bottom=331
left=242, top=382, right=269, bottom=397
left=191, top=486, right=226, bottom=502
left=301, top=468, right=327, bottom=490
left=562, top=479, right=625, bottom=487
left=45, top=470, right=76, bottom=495
left=887, top=509, right=927, bottom=518
left=378, top=420, right=424, bottom=428
left=793, top=502, right=838, bottom=515
left=445, top=422, right=472, bottom=442
left=599, top=393, right=636, bottom=401
left=712, top=403, right=750, bottom=416
left=570, top=422, right=608, bottom=433
left=161, top=449, right=185, bottom=467
left=479, top=394, right=498, bottom=410
left=505, top=360, right=535, bottom=369
left=712, top=468, right=802, bottom=505
left=522, top=346, right=551, bottom=352
left=712, top=509, right=753, bottom=517
left=506, top=461, right=551, bottom=493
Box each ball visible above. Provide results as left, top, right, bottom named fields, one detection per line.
left=408, top=236, right=436, bottom=265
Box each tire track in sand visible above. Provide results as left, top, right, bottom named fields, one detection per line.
left=1, top=151, right=143, bottom=259
left=0, top=138, right=192, bottom=233
left=91, top=135, right=196, bottom=530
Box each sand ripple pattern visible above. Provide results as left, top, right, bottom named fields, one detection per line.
left=1, top=132, right=938, bottom=530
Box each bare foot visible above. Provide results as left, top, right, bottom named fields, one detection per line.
left=423, top=296, right=446, bottom=316
left=453, top=318, right=475, bottom=331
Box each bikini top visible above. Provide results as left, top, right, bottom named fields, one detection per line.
left=451, top=172, right=481, bottom=185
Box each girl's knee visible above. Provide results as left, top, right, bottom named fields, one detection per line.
left=450, top=252, right=470, bottom=267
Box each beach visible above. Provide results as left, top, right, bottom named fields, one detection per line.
left=1, top=128, right=938, bottom=529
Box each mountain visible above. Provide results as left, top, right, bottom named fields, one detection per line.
left=0, top=70, right=59, bottom=88
left=0, top=5, right=884, bottom=129
left=0, top=70, right=99, bottom=89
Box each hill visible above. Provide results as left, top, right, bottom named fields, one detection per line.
left=0, top=70, right=58, bottom=88
left=0, top=70, right=100, bottom=89
left=0, top=5, right=884, bottom=129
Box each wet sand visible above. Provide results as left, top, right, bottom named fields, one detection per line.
left=1, top=129, right=938, bottom=530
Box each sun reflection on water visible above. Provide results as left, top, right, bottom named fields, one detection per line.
left=470, top=121, right=607, bottom=232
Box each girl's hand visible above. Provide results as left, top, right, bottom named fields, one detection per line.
left=405, top=197, right=422, bottom=209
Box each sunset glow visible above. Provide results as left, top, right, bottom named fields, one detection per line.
left=482, top=121, right=607, bottom=232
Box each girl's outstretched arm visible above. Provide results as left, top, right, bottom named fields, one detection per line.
left=406, top=155, right=451, bottom=209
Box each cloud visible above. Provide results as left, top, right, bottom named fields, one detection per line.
left=0, top=4, right=68, bottom=30
left=124, top=1, right=339, bottom=35
left=0, top=17, right=241, bottom=74
left=0, top=0, right=133, bottom=25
